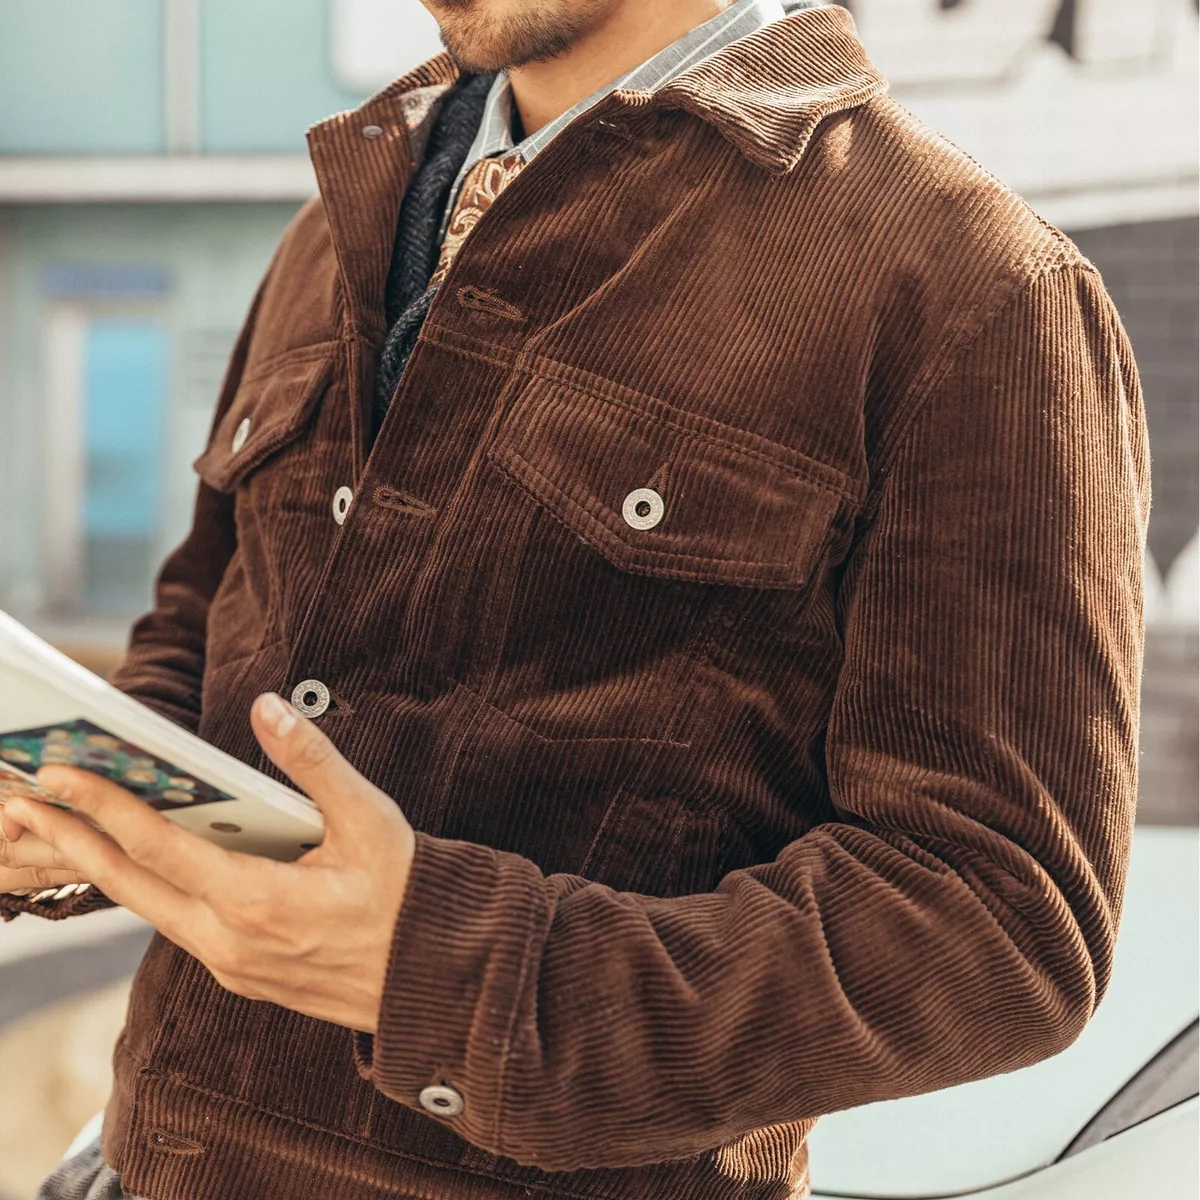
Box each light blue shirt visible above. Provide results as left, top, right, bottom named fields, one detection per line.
left=438, top=0, right=795, bottom=241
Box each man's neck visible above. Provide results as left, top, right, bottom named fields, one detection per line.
left=507, top=0, right=733, bottom=137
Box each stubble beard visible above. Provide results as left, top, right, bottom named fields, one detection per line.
left=428, top=0, right=610, bottom=73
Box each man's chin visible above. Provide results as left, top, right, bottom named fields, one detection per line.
left=434, top=23, right=509, bottom=74
left=432, top=1, right=595, bottom=74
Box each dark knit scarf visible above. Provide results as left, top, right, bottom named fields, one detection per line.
left=370, top=71, right=497, bottom=445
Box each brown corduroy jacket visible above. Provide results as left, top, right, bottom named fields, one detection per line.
left=2, top=6, right=1151, bottom=1199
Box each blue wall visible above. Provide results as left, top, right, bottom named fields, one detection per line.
left=0, top=1, right=166, bottom=154
left=0, top=0, right=370, bottom=156
left=201, top=0, right=366, bottom=152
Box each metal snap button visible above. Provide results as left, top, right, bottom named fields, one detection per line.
left=231, top=417, right=251, bottom=453
left=290, top=679, right=331, bottom=718
left=332, top=486, right=354, bottom=525
left=418, top=1084, right=464, bottom=1117
left=622, top=487, right=664, bottom=530
left=361, top=124, right=384, bottom=139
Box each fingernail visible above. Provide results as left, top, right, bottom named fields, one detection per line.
left=259, top=692, right=298, bottom=738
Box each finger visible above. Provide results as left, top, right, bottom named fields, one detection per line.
left=0, top=820, right=82, bottom=873
left=1, top=805, right=25, bottom=841
left=250, top=693, right=403, bottom=848
left=3, top=794, right=206, bottom=943
left=1, top=866, right=88, bottom=893
left=34, top=765, right=241, bottom=902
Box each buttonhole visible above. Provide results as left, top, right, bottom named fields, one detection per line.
left=595, top=118, right=634, bottom=143
left=456, top=285, right=525, bottom=323
left=645, top=462, right=670, bottom=497
left=147, top=1130, right=205, bottom=1157
left=374, top=485, right=437, bottom=519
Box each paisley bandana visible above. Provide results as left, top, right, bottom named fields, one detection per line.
left=428, top=149, right=526, bottom=289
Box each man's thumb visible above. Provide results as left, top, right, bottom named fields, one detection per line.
left=249, top=692, right=398, bottom=842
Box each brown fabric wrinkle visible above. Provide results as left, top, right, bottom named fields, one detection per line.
left=450, top=682, right=694, bottom=748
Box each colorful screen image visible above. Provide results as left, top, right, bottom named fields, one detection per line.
left=0, top=719, right=234, bottom=812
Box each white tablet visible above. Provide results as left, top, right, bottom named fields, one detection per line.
left=0, top=610, right=325, bottom=862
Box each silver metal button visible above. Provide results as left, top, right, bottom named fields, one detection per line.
left=332, top=486, right=354, bottom=525
left=232, top=417, right=251, bottom=453
left=361, top=124, right=384, bottom=138
left=622, top=487, right=664, bottom=530
left=290, top=679, right=331, bottom=718
left=418, top=1084, right=464, bottom=1117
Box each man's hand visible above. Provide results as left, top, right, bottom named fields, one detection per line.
left=0, top=825, right=89, bottom=896
left=0, top=693, right=416, bottom=1033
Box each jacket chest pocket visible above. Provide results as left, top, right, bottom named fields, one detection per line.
left=464, top=371, right=856, bottom=743
left=192, top=345, right=343, bottom=660
left=193, top=347, right=336, bottom=498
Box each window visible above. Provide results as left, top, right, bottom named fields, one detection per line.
left=81, top=321, right=169, bottom=613
left=43, top=298, right=170, bottom=619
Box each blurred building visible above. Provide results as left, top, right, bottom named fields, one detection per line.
left=0, top=0, right=429, bottom=635
left=0, top=0, right=1195, bottom=817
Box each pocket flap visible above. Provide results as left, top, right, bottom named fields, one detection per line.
left=193, top=348, right=335, bottom=493
left=487, top=374, right=853, bottom=589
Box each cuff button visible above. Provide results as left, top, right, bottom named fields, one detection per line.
left=231, top=417, right=251, bottom=453
left=419, top=1084, right=464, bottom=1117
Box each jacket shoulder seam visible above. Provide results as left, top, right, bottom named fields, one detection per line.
left=864, top=256, right=1098, bottom=518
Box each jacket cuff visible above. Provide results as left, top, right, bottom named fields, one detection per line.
left=366, top=828, right=550, bottom=1152
left=0, top=882, right=116, bottom=922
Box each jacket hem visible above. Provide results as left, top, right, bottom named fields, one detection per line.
left=105, top=1070, right=808, bottom=1200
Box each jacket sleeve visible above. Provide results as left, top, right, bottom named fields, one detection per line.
left=366, top=259, right=1148, bottom=1171
left=0, top=266, right=273, bottom=924
left=101, top=270, right=269, bottom=732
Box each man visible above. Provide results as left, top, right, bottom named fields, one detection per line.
left=1, top=0, right=1150, bottom=1198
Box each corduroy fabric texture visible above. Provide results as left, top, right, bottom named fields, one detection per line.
left=372, top=71, right=496, bottom=443
left=1, top=6, right=1151, bottom=1200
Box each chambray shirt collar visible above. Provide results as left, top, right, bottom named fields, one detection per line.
left=440, top=0, right=792, bottom=237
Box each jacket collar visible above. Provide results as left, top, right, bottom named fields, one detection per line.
left=304, top=4, right=885, bottom=346
left=650, top=3, right=888, bottom=173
